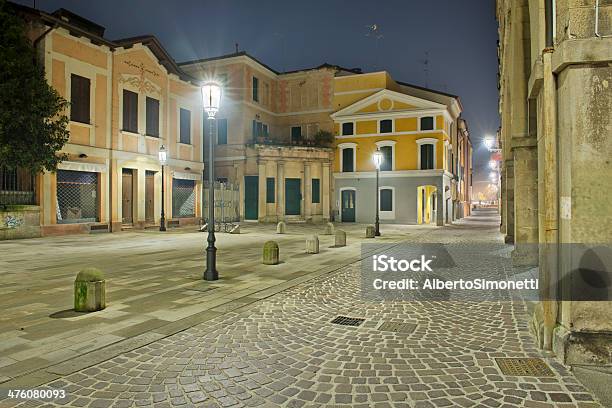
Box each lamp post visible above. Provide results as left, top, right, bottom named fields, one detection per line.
left=158, top=145, right=167, bottom=232
left=372, top=150, right=383, bottom=236
left=202, top=82, right=222, bottom=281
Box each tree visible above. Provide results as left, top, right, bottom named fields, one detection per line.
left=0, top=0, right=69, bottom=173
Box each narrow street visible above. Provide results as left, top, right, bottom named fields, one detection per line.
left=1, top=210, right=603, bottom=407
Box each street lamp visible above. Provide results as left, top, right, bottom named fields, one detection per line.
left=489, top=160, right=497, bottom=170
left=484, top=137, right=494, bottom=150
left=158, top=144, right=167, bottom=232
left=372, top=150, right=383, bottom=237
left=202, top=81, right=222, bottom=281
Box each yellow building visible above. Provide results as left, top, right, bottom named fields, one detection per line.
left=12, top=5, right=205, bottom=235
left=331, top=71, right=465, bottom=225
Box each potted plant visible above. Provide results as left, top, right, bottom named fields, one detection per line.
left=314, top=130, right=334, bottom=147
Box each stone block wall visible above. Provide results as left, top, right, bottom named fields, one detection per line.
left=0, top=205, right=41, bottom=240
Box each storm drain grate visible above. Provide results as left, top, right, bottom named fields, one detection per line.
left=331, top=316, right=365, bottom=327
left=377, top=321, right=417, bottom=334
left=495, top=358, right=555, bottom=377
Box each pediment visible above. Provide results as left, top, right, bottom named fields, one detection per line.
left=331, top=89, right=447, bottom=118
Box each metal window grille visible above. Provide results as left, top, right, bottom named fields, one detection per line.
left=172, top=179, right=195, bottom=218
left=203, top=181, right=240, bottom=223
left=0, top=167, right=36, bottom=205
left=56, top=170, right=98, bottom=223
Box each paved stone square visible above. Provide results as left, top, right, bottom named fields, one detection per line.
left=0, top=210, right=605, bottom=407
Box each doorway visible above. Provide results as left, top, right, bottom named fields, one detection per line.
left=341, top=189, right=356, bottom=222
left=122, top=169, right=133, bottom=225
left=145, top=170, right=155, bottom=223
left=285, top=178, right=301, bottom=216
left=244, top=175, right=258, bottom=220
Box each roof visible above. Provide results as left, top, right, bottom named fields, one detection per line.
left=8, top=1, right=198, bottom=84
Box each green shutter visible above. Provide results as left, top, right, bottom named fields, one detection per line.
left=266, top=177, right=275, bottom=203
left=217, top=119, right=227, bottom=145
left=380, top=189, right=393, bottom=211
left=312, top=179, right=320, bottom=203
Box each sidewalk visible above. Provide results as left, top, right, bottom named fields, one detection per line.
left=0, top=221, right=432, bottom=388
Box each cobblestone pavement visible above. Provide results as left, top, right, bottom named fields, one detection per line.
left=1, top=210, right=604, bottom=407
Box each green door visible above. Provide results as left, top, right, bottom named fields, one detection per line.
left=341, top=190, right=356, bottom=222
left=285, top=178, right=301, bottom=216
left=244, top=176, right=258, bottom=220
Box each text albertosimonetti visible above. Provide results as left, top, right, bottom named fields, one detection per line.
left=370, top=255, right=539, bottom=291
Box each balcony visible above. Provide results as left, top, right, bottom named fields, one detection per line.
left=248, top=130, right=334, bottom=149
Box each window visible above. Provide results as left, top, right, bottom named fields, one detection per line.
left=380, top=119, right=393, bottom=133
left=262, top=124, right=269, bottom=138
left=145, top=97, right=159, bottom=137
left=252, top=76, right=259, bottom=102
left=266, top=177, right=275, bottom=203
left=217, top=118, right=227, bottom=145
left=70, top=74, right=90, bottom=124
left=172, top=179, right=195, bottom=217
left=380, top=146, right=393, bottom=171
left=420, top=116, right=434, bottom=131
left=252, top=120, right=267, bottom=140
left=179, top=108, right=191, bottom=144
left=380, top=188, right=393, bottom=212
left=56, top=170, right=98, bottom=223
left=312, top=178, right=320, bottom=203
left=342, top=148, right=354, bottom=172
left=122, top=90, right=138, bottom=133
left=420, top=144, right=434, bottom=169
left=291, top=126, right=302, bottom=143
left=341, top=122, right=354, bottom=136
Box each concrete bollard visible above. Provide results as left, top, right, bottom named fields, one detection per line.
left=263, top=241, right=279, bottom=265
left=306, top=235, right=320, bottom=254
left=324, top=222, right=335, bottom=235
left=365, top=225, right=376, bottom=238
left=335, top=230, right=346, bottom=247
left=276, top=221, right=286, bottom=234
left=74, top=267, right=106, bottom=312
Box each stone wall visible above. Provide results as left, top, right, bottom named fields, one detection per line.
left=0, top=205, right=41, bottom=240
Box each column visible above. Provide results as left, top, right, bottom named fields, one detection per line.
left=436, top=179, right=444, bottom=226
left=512, top=142, right=538, bottom=265
left=235, top=162, right=245, bottom=221
left=322, top=162, right=330, bottom=221
left=258, top=160, right=266, bottom=222
left=135, top=168, right=146, bottom=229
left=277, top=161, right=285, bottom=220
left=304, top=161, right=312, bottom=221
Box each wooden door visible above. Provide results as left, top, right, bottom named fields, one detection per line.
left=284, top=178, right=301, bottom=216
left=341, top=190, right=355, bottom=222
left=122, top=169, right=133, bottom=224
left=145, top=171, right=155, bottom=223
left=244, top=176, right=258, bottom=220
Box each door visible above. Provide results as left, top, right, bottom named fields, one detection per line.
left=122, top=169, right=133, bottom=224
left=244, top=176, right=258, bottom=220
left=285, top=178, right=301, bottom=216
left=145, top=171, right=155, bottom=223
left=341, top=189, right=355, bottom=222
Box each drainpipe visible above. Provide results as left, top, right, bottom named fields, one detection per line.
left=541, top=0, right=559, bottom=351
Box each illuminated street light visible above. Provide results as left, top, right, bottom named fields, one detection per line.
left=372, top=150, right=384, bottom=237
left=489, top=160, right=497, bottom=169
left=202, top=82, right=222, bottom=281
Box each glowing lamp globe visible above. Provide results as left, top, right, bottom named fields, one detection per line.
left=158, top=144, right=167, bottom=165
left=373, top=150, right=384, bottom=170
left=202, top=82, right=222, bottom=118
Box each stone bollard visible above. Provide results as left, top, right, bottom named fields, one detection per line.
left=74, top=267, right=106, bottom=312
left=365, top=225, right=376, bottom=238
left=306, top=235, right=320, bottom=254
left=263, top=241, right=279, bottom=265
left=335, top=230, right=346, bottom=247
left=324, top=222, right=335, bottom=235
left=276, top=221, right=286, bottom=234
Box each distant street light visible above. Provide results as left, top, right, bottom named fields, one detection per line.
left=158, top=144, right=167, bottom=232
left=202, top=81, right=222, bottom=281
left=484, top=137, right=494, bottom=150
left=372, top=150, right=384, bottom=237
left=489, top=160, right=497, bottom=170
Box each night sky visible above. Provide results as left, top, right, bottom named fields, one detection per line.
left=17, top=0, right=499, bottom=182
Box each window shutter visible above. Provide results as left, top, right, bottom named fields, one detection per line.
left=380, top=189, right=393, bottom=211
left=342, top=148, right=354, bottom=172
left=217, top=119, right=228, bottom=145
left=312, top=179, right=320, bottom=203
left=266, top=177, right=275, bottom=203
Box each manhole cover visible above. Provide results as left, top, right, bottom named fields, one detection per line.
left=331, top=316, right=365, bottom=327
left=377, top=321, right=417, bottom=334
left=495, top=358, right=555, bottom=377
